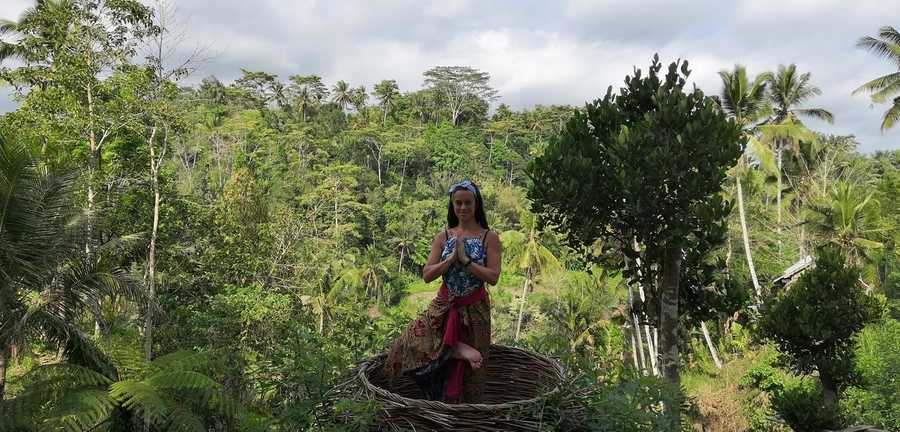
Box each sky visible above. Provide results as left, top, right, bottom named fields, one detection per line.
left=1, top=0, right=898, bottom=153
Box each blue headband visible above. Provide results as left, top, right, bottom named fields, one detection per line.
left=448, top=180, right=477, bottom=196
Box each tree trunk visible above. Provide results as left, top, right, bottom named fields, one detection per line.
left=398, top=153, right=408, bottom=196
left=318, top=288, right=326, bottom=335
left=701, top=321, right=722, bottom=369
left=659, top=246, right=681, bottom=384
left=736, top=177, right=762, bottom=298
left=660, top=247, right=682, bottom=428
left=398, top=247, right=405, bottom=275
left=628, top=283, right=649, bottom=375
left=725, top=229, right=732, bottom=271
left=629, top=324, right=641, bottom=371
left=633, top=249, right=659, bottom=376
left=776, top=139, right=783, bottom=255
left=514, top=275, right=530, bottom=341
left=819, top=371, right=838, bottom=408
left=86, top=81, right=98, bottom=256
left=0, top=345, right=7, bottom=400
left=145, top=126, right=161, bottom=365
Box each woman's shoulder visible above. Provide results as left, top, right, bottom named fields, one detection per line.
left=432, top=228, right=452, bottom=243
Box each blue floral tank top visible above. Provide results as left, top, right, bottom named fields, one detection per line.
left=441, top=229, right=490, bottom=297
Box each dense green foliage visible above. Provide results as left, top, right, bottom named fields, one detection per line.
left=0, top=2, right=898, bottom=430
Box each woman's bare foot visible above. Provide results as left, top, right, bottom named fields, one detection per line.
left=452, top=342, right=483, bottom=369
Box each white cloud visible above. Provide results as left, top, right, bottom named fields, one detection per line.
left=0, top=0, right=897, bottom=152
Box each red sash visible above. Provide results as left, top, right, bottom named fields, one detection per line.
left=436, top=281, right=487, bottom=400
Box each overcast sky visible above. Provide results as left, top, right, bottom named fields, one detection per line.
left=2, top=0, right=898, bottom=153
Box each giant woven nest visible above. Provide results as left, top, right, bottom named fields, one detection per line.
left=336, top=344, right=567, bottom=431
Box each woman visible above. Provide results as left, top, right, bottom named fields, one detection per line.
left=384, top=180, right=502, bottom=403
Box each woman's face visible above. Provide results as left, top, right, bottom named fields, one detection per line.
left=452, top=190, right=477, bottom=222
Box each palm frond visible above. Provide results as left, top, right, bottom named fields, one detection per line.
left=747, top=135, right=777, bottom=175
left=856, top=34, right=900, bottom=63
left=43, top=389, right=116, bottom=432
left=795, top=108, right=834, bottom=123
left=867, top=77, right=900, bottom=103
left=149, top=350, right=215, bottom=373
left=880, top=99, right=900, bottom=131
left=109, top=380, right=172, bottom=425
left=165, top=408, right=207, bottom=432
left=851, top=71, right=900, bottom=96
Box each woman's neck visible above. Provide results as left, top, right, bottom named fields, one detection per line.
left=456, top=221, right=483, bottom=233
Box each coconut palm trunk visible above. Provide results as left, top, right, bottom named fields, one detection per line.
left=736, top=175, right=762, bottom=297
left=514, top=272, right=531, bottom=341
left=701, top=321, right=722, bottom=369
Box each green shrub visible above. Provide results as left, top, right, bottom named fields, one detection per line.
left=758, top=246, right=882, bottom=405
left=840, top=319, right=900, bottom=429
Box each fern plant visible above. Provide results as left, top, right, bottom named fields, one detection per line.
left=0, top=350, right=246, bottom=432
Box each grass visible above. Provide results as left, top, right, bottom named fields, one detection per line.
left=683, top=344, right=790, bottom=432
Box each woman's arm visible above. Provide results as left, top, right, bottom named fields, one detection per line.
left=422, top=231, right=456, bottom=283
left=464, top=230, right=502, bottom=286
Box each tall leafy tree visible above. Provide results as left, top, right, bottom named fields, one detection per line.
left=423, top=66, right=498, bottom=125
left=528, top=56, right=742, bottom=399
left=0, top=0, right=155, bottom=254
left=288, top=74, right=329, bottom=121
left=853, top=26, right=900, bottom=131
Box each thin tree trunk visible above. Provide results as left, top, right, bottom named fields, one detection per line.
left=799, top=224, right=806, bottom=258
left=736, top=177, right=762, bottom=298
left=0, top=345, right=7, bottom=400
left=633, top=248, right=659, bottom=376
left=628, top=284, right=649, bottom=375
left=629, top=324, right=640, bottom=371
left=318, top=287, right=326, bottom=335
left=660, top=246, right=681, bottom=384
left=776, top=139, right=783, bottom=255
left=86, top=81, right=97, bottom=256
left=398, top=152, right=408, bottom=195
left=514, top=276, right=530, bottom=341
left=725, top=229, right=732, bottom=272
left=398, top=247, right=405, bottom=275
left=701, top=321, right=722, bottom=369
left=145, top=125, right=161, bottom=365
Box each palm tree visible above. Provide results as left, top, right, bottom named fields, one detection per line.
left=374, top=79, right=400, bottom=127
left=294, top=86, right=313, bottom=121
left=853, top=26, right=900, bottom=131
left=350, top=85, right=369, bottom=122
left=501, top=222, right=561, bottom=341
left=717, top=65, right=773, bottom=298
left=766, top=64, right=833, bottom=243
left=768, top=64, right=834, bottom=124
left=0, top=138, right=138, bottom=399
left=331, top=80, right=353, bottom=112
left=806, top=181, right=886, bottom=268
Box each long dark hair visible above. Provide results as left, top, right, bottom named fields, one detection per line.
left=447, top=181, right=490, bottom=229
